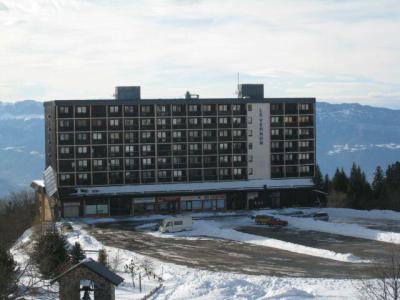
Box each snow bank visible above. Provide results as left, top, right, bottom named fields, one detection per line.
left=147, top=220, right=368, bottom=263
left=274, top=214, right=400, bottom=245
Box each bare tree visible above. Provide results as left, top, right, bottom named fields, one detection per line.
left=357, top=248, right=400, bottom=300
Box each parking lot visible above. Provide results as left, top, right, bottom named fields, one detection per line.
left=86, top=215, right=400, bottom=279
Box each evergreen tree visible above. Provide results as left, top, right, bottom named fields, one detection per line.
left=69, top=242, right=86, bottom=265
left=0, top=244, right=18, bottom=299
left=332, top=168, right=349, bottom=193
left=347, top=163, right=372, bottom=209
left=372, top=166, right=385, bottom=201
left=32, top=228, right=69, bottom=279
left=323, top=174, right=331, bottom=192
left=313, top=164, right=324, bottom=189
left=97, top=248, right=109, bottom=268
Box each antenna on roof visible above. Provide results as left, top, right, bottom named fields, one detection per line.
left=236, top=72, right=240, bottom=97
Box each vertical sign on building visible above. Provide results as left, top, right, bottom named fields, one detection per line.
left=259, top=108, right=264, bottom=145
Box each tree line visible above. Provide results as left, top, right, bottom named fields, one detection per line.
left=314, top=161, right=400, bottom=210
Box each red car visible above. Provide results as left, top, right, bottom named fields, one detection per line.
left=255, top=215, right=288, bottom=226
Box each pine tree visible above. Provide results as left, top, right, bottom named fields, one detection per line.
left=69, top=242, right=86, bottom=265
left=347, top=163, right=372, bottom=209
left=97, top=248, right=109, bottom=268
left=332, top=168, right=349, bottom=193
left=313, top=164, right=324, bottom=189
left=372, top=166, right=385, bottom=201
left=0, top=244, right=18, bottom=299
left=323, top=174, right=331, bottom=192
left=32, top=228, right=69, bottom=279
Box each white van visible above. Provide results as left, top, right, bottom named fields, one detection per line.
left=159, top=216, right=193, bottom=233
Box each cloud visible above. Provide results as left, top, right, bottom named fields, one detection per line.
left=0, top=0, right=399, bottom=108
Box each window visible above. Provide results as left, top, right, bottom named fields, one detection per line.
left=60, top=133, right=70, bottom=141
left=188, top=118, right=198, bottom=125
left=219, top=117, right=228, bottom=124
left=125, top=119, right=135, bottom=126
left=219, top=130, right=228, bottom=137
left=247, top=116, right=252, bottom=124
left=233, top=168, right=242, bottom=175
left=299, top=141, right=310, bottom=148
left=172, top=105, right=182, bottom=113
left=60, top=174, right=71, bottom=181
left=189, top=144, right=199, bottom=151
left=299, top=103, right=309, bottom=110
left=188, top=105, right=198, bottom=112
left=158, top=157, right=167, bottom=164
left=59, top=120, right=70, bottom=128
left=173, top=170, right=183, bottom=177
left=141, top=119, right=152, bottom=126
left=60, top=106, right=69, bottom=114
left=172, top=131, right=182, bottom=138
left=157, top=105, right=167, bottom=112
left=189, top=131, right=199, bottom=137
left=158, top=170, right=167, bottom=178
left=173, top=144, right=182, bottom=151
left=157, top=131, right=166, bottom=138
left=233, top=155, right=242, bottom=162
left=233, top=117, right=241, bottom=124
left=248, top=129, right=252, bottom=136
left=203, top=118, right=212, bottom=125
left=142, top=171, right=153, bottom=178
left=233, top=130, right=242, bottom=137
left=271, top=141, right=280, bottom=149
left=247, top=104, right=252, bottom=111
left=203, top=130, right=213, bottom=137
left=109, top=106, right=119, bottom=113
left=232, top=104, right=241, bottom=112
left=93, top=132, right=102, bottom=140
left=60, top=147, right=70, bottom=154
left=271, top=116, right=280, bottom=124
left=142, top=132, right=151, bottom=139
left=218, top=104, right=228, bottom=112
left=142, top=158, right=152, bottom=165
left=299, top=153, right=310, bottom=160
left=142, top=145, right=151, bottom=152
left=110, top=145, right=120, bottom=153
left=77, top=146, right=88, bottom=154
left=219, top=168, right=229, bottom=176
left=299, top=128, right=310, bottom=136
left=271, top=129, right=280, bottom=136
left=141, top=105, right=151, bottom=113
left=110, top=132, right=120, bottom=140
left=285, top=153, right=294, bottom=161
left=173, top=118, right=184, bottom=125
left=110, top=119, right=119, bottom=126
left=284, top=128, right=293, bottom=136
left=76, top=119, right=88, bottom=128
left=78, top=173, right=88, bottom=180
left=284, top=141, right=293, bottom=148
left=78, top=160, right=87, bottom=167
left=125, top=158, right=135, bottom=167
left=248, top=142, right=252, bottom=150
left=124, top=105, right=136, bottom=113
left=248, top=155, right=253, bottom=162
left=219, top=155, right=229, bottom=163
left=300, top=165, right=311, bottom=172
left=110, top=159, right=120, bottom=167
left=219, top=143, right=228, bottom=150
left=203, top=105, right=212, bottom=112
left=157, top=118, right=167, bottom=125
left=125, top=145, right=135, bottom=153
left=203, top=143, right=213, bottom=151
left=93, top=160, right=103, bottom=167
left=77, top=106, right=87, bottom=114
left=284, top=116, right=294, bottom=123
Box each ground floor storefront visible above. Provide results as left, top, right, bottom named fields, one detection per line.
left=59, top=188, right=316, bottom=218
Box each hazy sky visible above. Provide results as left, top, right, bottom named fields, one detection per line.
left=1, top=0, right=399, bottom=108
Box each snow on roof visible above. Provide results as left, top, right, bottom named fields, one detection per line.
left=31, top=180, right=45, bottom=187
left=72, top=178, right=314, bottom=196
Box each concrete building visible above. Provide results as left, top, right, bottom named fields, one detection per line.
left=33, top=84, right=316, bottom=219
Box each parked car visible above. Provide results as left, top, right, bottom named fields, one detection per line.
left=159, top=215, right=193, bottom=233
left=255, top=215, right=288, bottom=226
left=311, top=212, right=329, bottom=221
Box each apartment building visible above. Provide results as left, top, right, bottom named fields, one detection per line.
left=33, top=84, right=316, bottom=218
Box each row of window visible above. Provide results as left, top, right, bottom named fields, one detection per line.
left=270, top=103, right=313, bottom=114
left=271, top=165, right=314, bottom=178
left=58, top=103, right=247, bottom=117
left=58, top=142, right=248, bottom=156
left=271, top=140, right=313, bottom=149
left=58, top=167, right=248, bottom=186
left=59, top=129, right=248, bottom=143
left=271, top=115, right=313, bottom=125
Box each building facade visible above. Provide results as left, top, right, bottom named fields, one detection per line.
left=36, top=84, right=316, bottom=218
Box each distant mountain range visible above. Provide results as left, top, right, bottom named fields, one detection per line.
left=0, top=100, right=399, bottom=197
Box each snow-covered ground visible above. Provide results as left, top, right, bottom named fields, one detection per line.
left=269, top=208, right=400, bottom=244
left=12, top=207, right=400, bottom=299
left=12, top=223, right=362, bottom=300
left=144, top=219, right=368, bottom=263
